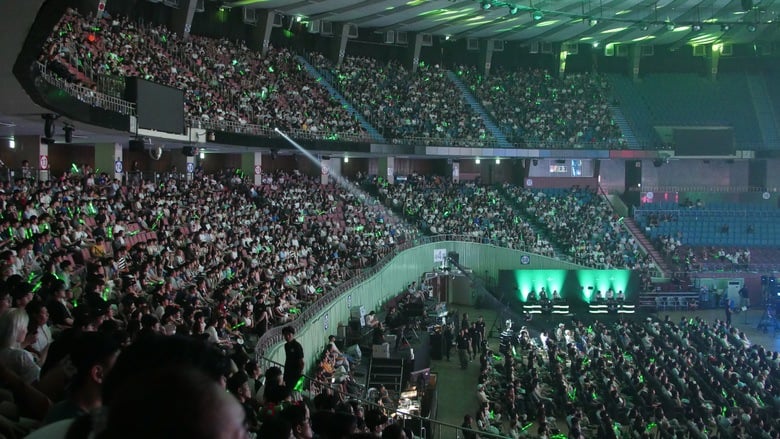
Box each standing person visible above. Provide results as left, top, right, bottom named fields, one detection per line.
left=461, top=414, right=477, bottom=439
left=456, top=328, right=470, bottom=370
left=725, top=300, right=732, bottom=326
left=460, top=313, right=469, bottom=334
left=443, top=324, right=453, bottom=362
left=469, top=323, right=481, bottom=360
left=283, top=326, right=304, bottom=392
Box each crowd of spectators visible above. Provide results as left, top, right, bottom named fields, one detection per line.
left=369, top=175, right=555, bottom=256
left=504, top=185, right=655, bottom=288
left=40, top=8, right=366, bottom=139
left=311, top=53, right=494, bottom=146
left=458, top=65, right=624, bottom=149
left=470, top=316, right=780, bottom=438
left=0, top=166, right=417, bottom=437
left=39, top=10, right=634, bottom=149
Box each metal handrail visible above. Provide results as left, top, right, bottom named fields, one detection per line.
left=254, top=234, right=566, bottom=355
left=36, top=62, right=136, bottom=115
left=632, top=185, right=766, bottom=193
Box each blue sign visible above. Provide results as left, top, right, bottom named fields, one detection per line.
left=114, top=160, right=123, bottom=174
left=186, top=162, right=195, bottom=173
left=520, top=255, right=531, bottom=265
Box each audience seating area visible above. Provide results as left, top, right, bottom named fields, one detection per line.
left=609, top=73, right=763, bottom=145
left=459, top=66, right=623, bottom=148
left=40, top=8, right=366, bottom=139
left=475, top=316, right=780, bottom=438
left=310, top=54, right=492, bottom=146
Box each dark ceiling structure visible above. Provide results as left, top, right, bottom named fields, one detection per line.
left=230, top=0, right=780, bottom=46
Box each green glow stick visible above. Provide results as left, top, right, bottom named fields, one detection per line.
left=293, top=376, right=305, bottom=392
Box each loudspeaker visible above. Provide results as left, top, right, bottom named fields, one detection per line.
left=129, top=139, right=145, bottom=152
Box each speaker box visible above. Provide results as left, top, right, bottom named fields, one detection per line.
left=129, top=139, right=145, bottom=152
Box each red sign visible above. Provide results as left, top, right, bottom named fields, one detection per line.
left=254, top=165, right=261, bottom=175
left=39, top=155, right=49, bottom=170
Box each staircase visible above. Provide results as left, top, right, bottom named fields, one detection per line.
left=294, top=55, right=386, bottom=143
left=445, top=71, right=512, bottom=148
left=609, top=105, right=641, bottom=149
left=623, top=217, right=672, bottom=278
left=746, top=74, right=780, bottom=147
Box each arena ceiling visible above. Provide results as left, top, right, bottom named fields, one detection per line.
left=232, top=0, right=780, bottom=46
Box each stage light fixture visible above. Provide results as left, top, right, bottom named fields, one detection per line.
left=589, top=18, right=598, bottom=26
left=344, top=156, right=349, bottom=163
left=481, top=0, right=492, bottom=10
left=747, top=23, right=757, bottom=32
left=476, top=158, right=481, bottom=164
left=532, top=10, right=544, bottom=20
left=495, top=158, right=501, bottom=164
left=509, top=6, right=519, bottom=15
left=721, top=23, right=731, bottom=31
left=8, top=137, right=14, bottom=149
left=666, top=21, right=676, bottom=31
left=692, top=23, right=702, bottom=31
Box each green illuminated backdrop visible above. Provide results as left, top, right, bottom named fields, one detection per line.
left=499, top=269, right=638, bottom=310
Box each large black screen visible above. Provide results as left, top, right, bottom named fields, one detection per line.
left=673, top=127, right=735, bottom=156
left=124, top=78, right=185, bottom=135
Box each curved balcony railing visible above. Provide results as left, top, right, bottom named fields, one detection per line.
left=36, top=62, right=136, bottom=116
left=253, top=233, right=625, bottom=355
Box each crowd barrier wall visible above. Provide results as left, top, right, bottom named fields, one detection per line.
left=258, top=237, right=583, bottom=370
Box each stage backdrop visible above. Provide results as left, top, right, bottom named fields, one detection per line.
left=498, top=269, right=640, bottom=313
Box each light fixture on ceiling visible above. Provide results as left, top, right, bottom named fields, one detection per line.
left=495, top=158, right=501, bottom=164
left=532, top=10, right=544, bottom=20
left=476, top=157, right=481, bottom=164
left=593, top=41, right=600, bottom=47
left=692, top=23, right=702, bottom=31
left=199, top=150, right=205, bottom=159
left=721, top=23, right=731, bottom=31
left=747, top=23, right=757, bottom=32
left=509, top=5, right=519, bottom=15
left=481, top=0, right=492, bottom=10
left=639, top=23, right=649, bottom=31
left=665, top=21, right=676, bottom=31
left=344, top=156, right=349, bottom=163
left=589, top=18, right=598, bottom=26
left=8, top=137, right=14, bottom=149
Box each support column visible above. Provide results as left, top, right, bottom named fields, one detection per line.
left=95, top=143, right=123, bottom=183
left=409, top=33, right=424, bottom=72
left=11, top=136, right=50, bottom=182
left=328, top=23, right=350, bottom=67
left=169, top=151, right=196, bottom=182
left=482, top=40, right=495, bottom=77
left=378, top=157, right=395, bottom=184
left=170, top=0, right=198, bottom=38
left=250, top=10, right=276, bottom=56
left=320, top=158, right=331, bottom=185
left=241, top=152, right=263, bottom=186
left=558, top=46, right=568, bottom=79
left=710, top=46, right=720, bottom=82
left=451, top=160, right=460, bottom=183
left=630, top=45, right=641, bottom=82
